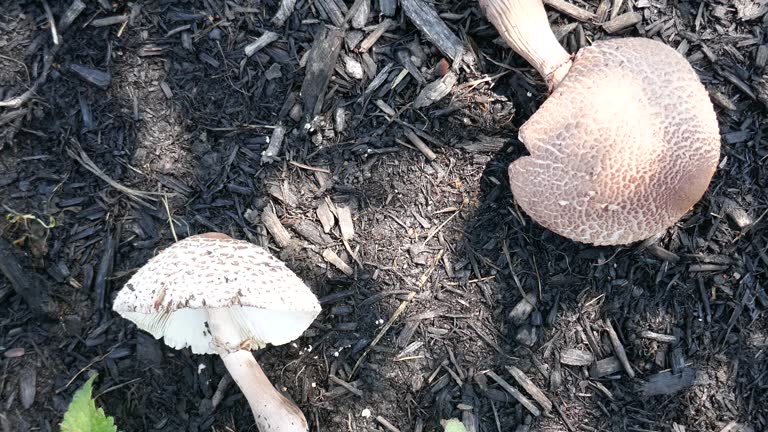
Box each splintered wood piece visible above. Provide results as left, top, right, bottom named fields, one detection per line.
left=401, top=0, right=465, bottom=63
left=560, top=349, right=594, bottom=366
left=603, top=11, right=642, bottom=33
left=261, top=126, right=286, bottom=163
left=595, top=0, right=611, bottom=22
left=301, top=27, right=344, bottom=122
left=404, top=129, right=437, bottom=161
left=261, top=205, right=293, bottom=248
left=59, top=0, right=86, bottom=32
left=543, top=0, right=596, bottom=22
left=505, top=366, right=553, bottom=413
left=70, top=64, right=111, bottom=89
left=413, top=71, right=458, bottom=108
left=315, top=0, right=346, bottom=26
left=244, top=31, right=279, bottom=57
left=508, top=293, right=537, bottom=325
left=486, top=370, right=541, bottom=416
left=0, top=239, right=55, bottom=317
left=380, top=0, right=396, bottom=16
left=720, top=197, right=752, bottom=229
left=266, top=182, right=299, bottom=207
left=603, top=318, right=635, bottom=378
left=639, top=330, right=679, bottom=344
left=316, top=200, right=336, bottom=233
left=292, top=220, right=333, bottom=246
left=359, top=19, right=393, bottom=52
left=323, top=249, right=354, bottom=275
left=351, top=0, right=370, bottom=28
left=271, top=0, right=296, bottom=26
left=610, top=0, right=623, bottom=19
left=336, top=203, right=355, bottom=240
left=640, top=368, right=696, bottom=397
left=590, top=356, right=623, bottom=378
left=91, top=15, right=128, bottom=27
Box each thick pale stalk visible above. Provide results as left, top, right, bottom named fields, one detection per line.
left=221, top=350, right=309, bottom=432
left=207, top=308, right=308, bottom=432
left=480, top=0, right=572, bottom=88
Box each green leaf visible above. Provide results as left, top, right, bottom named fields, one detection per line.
left=60, top=374, right=117, bottom=432
left=441, top=418, right=468, bottom=432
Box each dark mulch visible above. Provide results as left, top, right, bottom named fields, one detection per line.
left=1, top=0, right=766, bottom=431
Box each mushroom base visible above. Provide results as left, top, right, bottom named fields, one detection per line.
left=220, top=350, right=309, bottom=432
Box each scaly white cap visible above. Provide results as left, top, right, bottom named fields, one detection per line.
left=113, top=233, right=321, bottom=355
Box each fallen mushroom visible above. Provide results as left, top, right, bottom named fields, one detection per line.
left=480, top=0, right=721, bottom=245
left=112, top=232, right=321, bottom=432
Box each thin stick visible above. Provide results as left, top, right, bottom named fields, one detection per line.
left=40, top=0, right=60, bottom=45
left=351, top=291, right=416, bottom=377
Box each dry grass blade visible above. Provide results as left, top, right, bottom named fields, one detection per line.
left=66, top=139, right=162, bottom=208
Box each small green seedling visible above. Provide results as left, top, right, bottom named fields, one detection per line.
left=440, top=418, right=468, bottom=432
left=60, top=374, right=117, bottom=432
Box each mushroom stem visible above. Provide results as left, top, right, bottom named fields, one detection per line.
left=479, top=0, right=572, bottom=89
left=220, top=350, right=309, bottom=432
left=207, top=308, right=308, bottom=432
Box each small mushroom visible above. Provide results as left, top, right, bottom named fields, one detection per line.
left=480, top=0, right=721, bottom=245
left=112, top=232, right=321, bottom=432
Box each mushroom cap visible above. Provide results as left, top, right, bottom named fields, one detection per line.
left=113, top=233, right=322, bottom=355
left=509, top=38, right=721, bottom=245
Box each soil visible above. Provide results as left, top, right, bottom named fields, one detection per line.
left=1, top=1, right=766, bottom=432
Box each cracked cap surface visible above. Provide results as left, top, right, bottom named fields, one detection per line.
left=112, top=233, right=321, bottom=354
left=509, top=38, right=721, bottom=245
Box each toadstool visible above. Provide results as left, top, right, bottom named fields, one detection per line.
left=112, top=232, right=321, bottom=432
left=479, top=0, right=721, bottom=245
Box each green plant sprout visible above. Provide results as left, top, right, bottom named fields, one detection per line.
left=60, top=374, right=117, bottom=432
left=440, top=418, right=468, bottom=432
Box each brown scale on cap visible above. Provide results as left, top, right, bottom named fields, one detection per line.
left=480, top=0, right=721, bottom=245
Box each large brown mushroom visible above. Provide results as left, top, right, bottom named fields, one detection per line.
left=480, top=0, right=721, bottom=245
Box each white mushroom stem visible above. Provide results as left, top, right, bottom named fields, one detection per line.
left=207, top=308, right=309, bottom=432
left=479, top=0, right=572, bottom=89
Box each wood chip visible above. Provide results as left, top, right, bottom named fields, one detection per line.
left=603, top=319, right=635, bottom=378
left=602, top=11, right=642, bottom=33
left=401, top=0, right=465, bottom=63
left=486, top=370, right=541, bottom=417
left=590, top=356, right=623, bottom=378
left=59, top=0, right=86, bottom=32
left=261, top=205, right=293, bottom=248
left=272, top=0, right=296, bottom=26
left=560, top=348, right=595, bottom=366
left=379, top=0, right=397, bottom=16
left=261, top=126, right=286, bottom=164
left=413, top=71, right=458, bottom=108
left=301, top=27, right=344, bottom=122
left=508, top=293, right=537, bottom=325
left=91, top=15, right=128, bottom=27
left=245, top=31, right=279, bottom=57
left=69, top=64, right=111, bottom=90
left=292, top=220, right=333, bottom=246
left=351, top=0, right=370, bottom=28
left=639, top=330, right=679, bottom=344
left=336, top=203, right=355, bottom=241
left=359, top=19, right=392, bottom=52
left=543, top=0, right=596, bottom=22
left=317, top=200, right=336, bottom=233
left=19, top=367, right=36, bottom=409
left=505, top=366, right=553, bottom=413
left=404, top=129, right=437, bottom=161
left=641, top=368, right=697, bottom=397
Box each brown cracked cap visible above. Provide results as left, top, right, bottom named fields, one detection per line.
left=509, top=38, right=721, bottom=245
left=112, top=233, right=321, bottom=354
